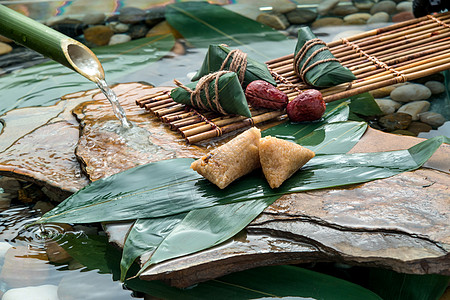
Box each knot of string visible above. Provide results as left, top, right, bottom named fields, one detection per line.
left=293, top=38, right=339, bottom=83
left=220, top=49, right=248, bottom=84
left=174, top=70, right=231, bottom=115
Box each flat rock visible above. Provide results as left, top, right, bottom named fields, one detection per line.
left=352, top=0, right=376, bottom=10
left=378, top=112, right=412, bottom=131
left=425, top=80, right=445, bottom=94
left=343, top=13, right=372, bottom=25
left=137, top=129, right=450, bottom=288
left=118, top=7, right=146, bottom=24
left=407, top=121, right=432, bottom=136
left=311, top=17, right=345, bottom=28
left=332, top=5, right=359, bottom=16
left=367, top=12, right=390, bottom=24
left=419, top=111, right=446, bottom=127
left=83, top=25, right=114, bottom=46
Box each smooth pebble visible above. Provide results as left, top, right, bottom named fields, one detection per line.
left=424, top=81, right=445, bottom=94
left=419, top=111, right=446, bottom=127
left=390, top=84, right=431, bottom=102
left=397, top=101, right=431, bottom=120
left=375, top=99, right=402, bottom=115
left=367, top=12, right=390, bottom=24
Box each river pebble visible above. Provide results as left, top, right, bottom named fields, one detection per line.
left=286, top=8, right=318, bottom=24
left=390, top=84, right=431, bottom=102
left=108, top=22, right=129, bottom=33
left=397, top=101, right=431, bottom=120
left=392, top=11, right=414, bottom=22
left=370, top=0, right=397, bottom=14
left=312, top=17, right=344, bottom=28
left=129, top=24, right=148, bottom=39
left=424, top=81, right=445, bottom=94
left=2, top=285, right=59, bottom=300
left=396, top=1, right=413, bottom=12
left=145, top=6, right=166, bottom=26
left=271, top=0, right=297, bottom=14
left=378, top=112, right=412, bottom=131
left=118, top=7, right=146, bottom=24
left=84, top=25, right=114, bottom=46
left=407, top=121, right=432, bottom=136
left=419, top=111, right=446, bottom=127
left=82, top=13, right=106, bottom=25
left=256, top=13, right=290, bottom=30
left=0, top=42, right=13, bottom=56
left=332, top=5, right=359, bottom=16
left=317, top=0, right=340, bottom=16
left=344, top=13, right=372, bottom=25
left=352, top=0, right=376, bottom=10
left=367, top=12, right=390, bottom=24
left=375, top=99, right=402, bottom=115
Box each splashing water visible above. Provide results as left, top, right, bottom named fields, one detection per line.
left=96, top=78, right=133, bottom=129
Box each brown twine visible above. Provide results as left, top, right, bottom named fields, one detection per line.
left=293, top=38, right=339, bottom=82
left=341, top=38, right=407, bottom=83
left=189, top=107, right=223, bottom=137
left=269, top=69, right=308, bottom=92
left=427, top=14, right=450, bottom=28
left=174, top=70, right=231, bottom=115
left=220, top=49, right=248, bottom=84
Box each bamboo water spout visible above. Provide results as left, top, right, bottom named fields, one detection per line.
left=0, top=4, right=104, bottom=82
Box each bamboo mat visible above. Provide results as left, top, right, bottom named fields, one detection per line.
left=136, top=12, right=450, bottom=144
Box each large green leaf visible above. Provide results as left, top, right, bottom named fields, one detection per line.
left=0, top=34, right=174, bottom=115
left=137, top=197, right=278, bottom=276
left=37, top=136, right=449, bottom=225
left=120, top=214, right=187, bottom=281
left=165, top=2, right=289, bottom=61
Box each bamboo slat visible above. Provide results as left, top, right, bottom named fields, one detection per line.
left=136, top=12, right=450, bottom=143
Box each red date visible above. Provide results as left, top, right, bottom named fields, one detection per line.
left=245, top=80, right=288, bottom=110
left=287, top=89, right=325, bottom=122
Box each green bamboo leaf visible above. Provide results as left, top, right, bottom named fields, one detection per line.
left=262, top=101, right=350, bottom=140
left=120, top=214, right=187, bottom=281
left=0, top=34, right=174, bottom=115
left=38, top=136, right=449, bottom=226
left=333, top=92, right=383, bottom=117
left=298, top=121, right=367, bottom=154
left=165, top=2, right=289, bottom=61
left=137, top=197, right=278, bottom=276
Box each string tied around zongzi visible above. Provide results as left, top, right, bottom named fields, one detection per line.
left=294, top=38, right=340, bottom=83
left=174, top=70, right=232, bottom=115
left=220, top=49, right=248, bottom=84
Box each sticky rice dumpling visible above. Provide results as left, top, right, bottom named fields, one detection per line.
left=259, top=136, right=315, bottom=189
left=294, top=26, right=356, bottom=87
left=191, top=127, right=261, bottom=189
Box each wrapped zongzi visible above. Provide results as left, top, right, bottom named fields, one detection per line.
left=171, top=71, right=252, bottom=118
left=191, top=44, right=276, bottom=87
left=294, top=26, right=356, bottom=87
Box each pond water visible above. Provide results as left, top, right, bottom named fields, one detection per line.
left=0, top=1, right=449, bottom=299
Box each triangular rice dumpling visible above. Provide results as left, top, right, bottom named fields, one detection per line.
left=191, top=127, right=261, bottom=189
left=171, top=71, right=252, bottom=118
left=294, top=26, right=356, bottom=87
left=191, top=44, right=276, bottom=87
left=259, top=136, right=315, bottom=189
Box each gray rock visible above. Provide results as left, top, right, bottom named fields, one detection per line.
left=317, top=0, right=340, bottom=16
left=108, top=34, right=131, bottom=45
left=145, top=6, right=166, bottom=26
left=396, top=1, right=413, bottom=12
left=367, top=12, right=390, bottom=24
left=397, top=101, right=431, bottom=120
left=2, top=285, right=59, bottom=300
left=118, top=7, right=146, bottom=24
left=378, top=112, right=412, bottom=131
left=128, top=24, right=148, bottom=39
left=82, top=13, right=105, bottom=25
left=344, top=13, right=371, bottom=24
left=375, top=98, right=402, bottom=115
left=332, top=5, right=359, bottom=16
left=390, top=84, right=432, bottom=102
left=419, top=111, right=446, bottom=127
left=272, top=1, right=297, bottom=14
left=424, top=81, right=445, bottom=94
left=286, top=8, right=318, bottom=24
left=352, top=0, right=376, bottom=10
left=256, top=13, right=290, bottom=30
left=370, top=0, right=397, bottom=15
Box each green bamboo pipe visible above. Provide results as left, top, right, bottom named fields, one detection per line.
left=0, top=4, right=104, bottom=82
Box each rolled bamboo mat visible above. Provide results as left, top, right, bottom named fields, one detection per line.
left=137, top=12, right=450, bottom=144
